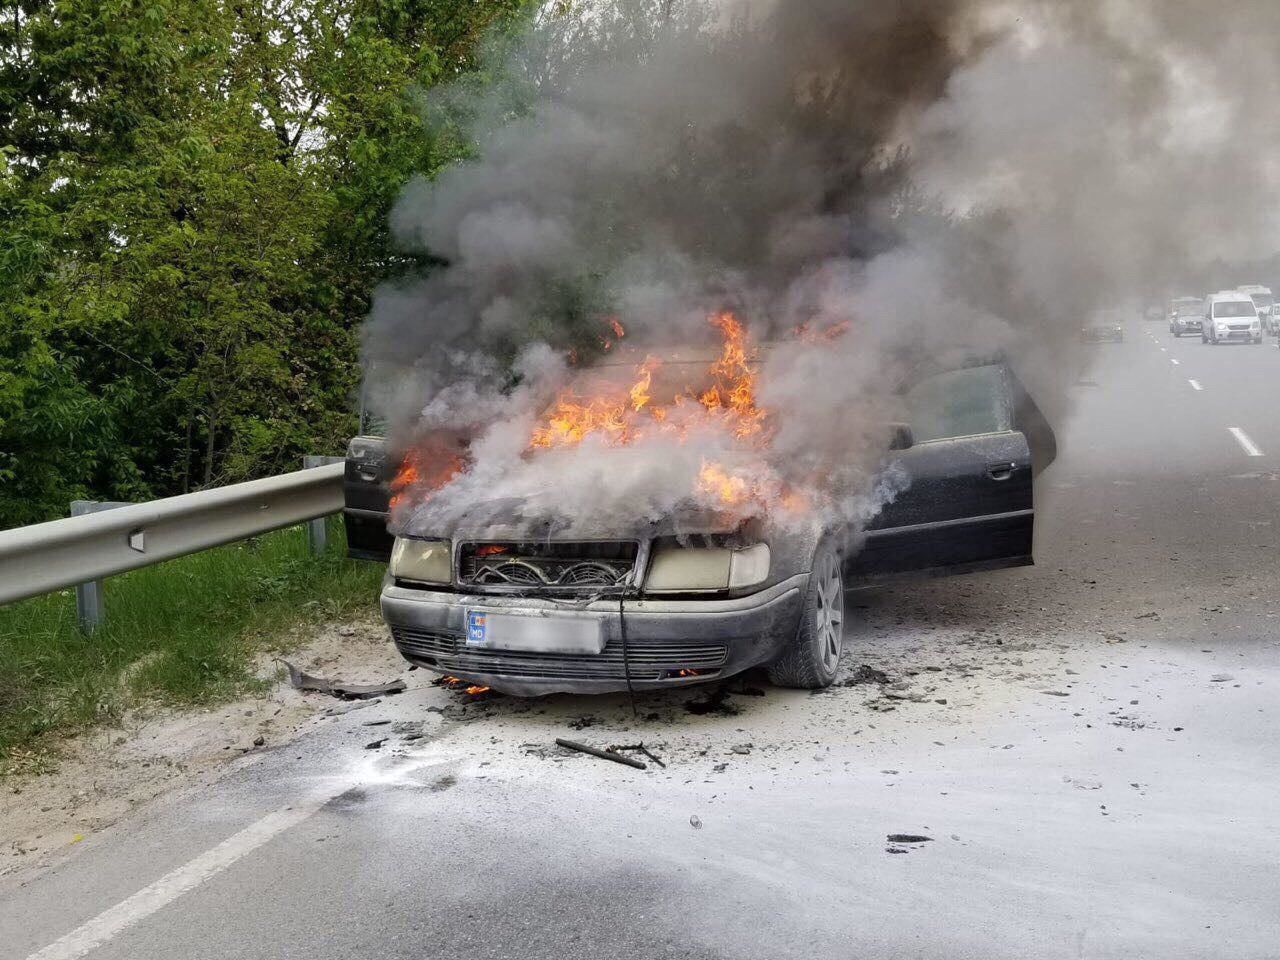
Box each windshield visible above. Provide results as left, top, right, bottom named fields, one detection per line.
left=1250, top=293, right=1274, bottom=309
left=1214, top=301, right=1259, bottom=318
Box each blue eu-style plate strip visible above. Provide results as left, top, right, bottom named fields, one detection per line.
left=466, top=610, right=487, bottom=646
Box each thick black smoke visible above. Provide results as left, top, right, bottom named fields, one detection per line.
left=364, top=0, right=1280, bottom=538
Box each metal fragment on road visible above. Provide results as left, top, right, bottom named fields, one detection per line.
left=555, top=738, right=647, bottom=770
left=279, top=659, right=406, bottom=700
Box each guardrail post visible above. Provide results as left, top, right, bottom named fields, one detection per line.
left=303, top=456, right=344, bottom=554
left=70, top=500, right=130, bottom=632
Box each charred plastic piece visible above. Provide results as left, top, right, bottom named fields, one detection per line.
left=279, top=659, right=406, bottom=700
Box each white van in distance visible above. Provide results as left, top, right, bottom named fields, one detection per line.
left=1203, top=291, right=1263, bottom=344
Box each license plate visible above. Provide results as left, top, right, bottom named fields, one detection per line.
left=465, top=609, right=605, bottom=655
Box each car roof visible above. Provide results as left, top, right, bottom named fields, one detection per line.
left=1211, top=291, right=1255, bottom=301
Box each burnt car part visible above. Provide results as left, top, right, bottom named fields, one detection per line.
left=460, top=541, right=638, bottom=591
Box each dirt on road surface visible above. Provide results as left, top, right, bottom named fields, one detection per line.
left=0, top=618, right=405, bottom=875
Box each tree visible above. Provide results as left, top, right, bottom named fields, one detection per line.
left=0, top=0, right=529, bottom=527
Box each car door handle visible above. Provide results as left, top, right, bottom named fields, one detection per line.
left=986, top=461, right=1016, bottom=481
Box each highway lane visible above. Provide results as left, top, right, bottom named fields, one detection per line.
left=5, top=321, right=1280, bottom=960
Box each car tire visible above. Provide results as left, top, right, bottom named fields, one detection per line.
left=768, top=539, right=844, bottom=689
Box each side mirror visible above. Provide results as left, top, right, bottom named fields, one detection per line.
left=889, top=423, right=914, bottom=451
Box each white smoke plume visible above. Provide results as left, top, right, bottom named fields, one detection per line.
left=363, top=0, right=1280, bottom=539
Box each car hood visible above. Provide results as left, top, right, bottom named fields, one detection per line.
left=394, top=496, right=759, bottom=543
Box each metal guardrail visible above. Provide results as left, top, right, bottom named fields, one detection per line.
left=0, top=461, right=346, bottom=612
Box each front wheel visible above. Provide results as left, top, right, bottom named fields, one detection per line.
left=768, top=540, right=844, bottom=689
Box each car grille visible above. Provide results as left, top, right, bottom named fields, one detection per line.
left=1229, top=323, right=1252, bottom=331
left=459, top=541, right=638, bottom=592
left=391, top=627, right=727, bottom=682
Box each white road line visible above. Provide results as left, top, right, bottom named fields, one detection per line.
left=1228, top=427, right=1264, bottom=458
left=1171, top=358, right=1180, bottom=365
left=25, top=795, right=335, bottom=960
left=1189, top=379, right=1203, bottom=391
left=1159, top=347, right=1167, bottom=352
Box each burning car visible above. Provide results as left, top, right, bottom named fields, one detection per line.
left=345, top=320, right=1056, bottom=696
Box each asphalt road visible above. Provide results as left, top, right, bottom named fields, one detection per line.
left=5, top=318, right=1280, bottom=960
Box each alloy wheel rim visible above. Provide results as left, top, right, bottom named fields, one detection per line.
left=815, top=553, right=844, bottom=673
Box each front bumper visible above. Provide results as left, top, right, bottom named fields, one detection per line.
left=380, top=576, right=808, bottom=695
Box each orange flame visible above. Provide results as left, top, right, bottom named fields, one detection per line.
left=395, top=311, right=803, bottom=517
left=696, top=461, right=751, bottom=506
left=390, top=440, right=466, bottom=511
left=436, top=676, right=492, bottom=697
left=529, top=311, right=767, bottom=454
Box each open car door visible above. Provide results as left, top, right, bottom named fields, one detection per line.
left=343, top=436, right=395, bottom=562
left=846, top=361, right=1056, bottom=581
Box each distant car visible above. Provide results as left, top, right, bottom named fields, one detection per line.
left=1202, top=292, right=1263, bottom=344
left=1168, top=297, right=1203, bottom=338
left=1082, top=319, right=1124, bottom=342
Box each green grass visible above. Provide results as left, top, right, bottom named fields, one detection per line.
left=0, top=518, right=383, bottom=771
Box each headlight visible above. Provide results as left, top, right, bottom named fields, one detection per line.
left=390, top=537, right=452, bottom=584
left=644, top=542, right=771, bottom=593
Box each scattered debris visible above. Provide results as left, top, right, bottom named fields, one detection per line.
left=843, top=664, right=890, bottom=686
left=886, top=847, right=909, bottom=854
left=362, top=719, right=392, bottom=727
left=251, top=735, right=265, bottom=747
left=730, top=743, right=753, bottom=755
left=279, top=660, right=406, bottom=701
left=684, top=687, right=741, bottom=717
left=886, top=834, right=933, bottom=844
left=555, top=738, right=646, bottom=770
left=731, top=685, right=767, bottom=697
left=1210, top=674, right=1235, bottom=683
left=364, top=739, right=388, bottom=750
left=689, top=815, right=703, bottom=830
left=569, top=715, right=600, bottom=731
left=1041, top=690, right=1071, bottom=697
left=1063, top=776, right=1102, bottom=790
left=610, top=743, right=667, bottom=768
